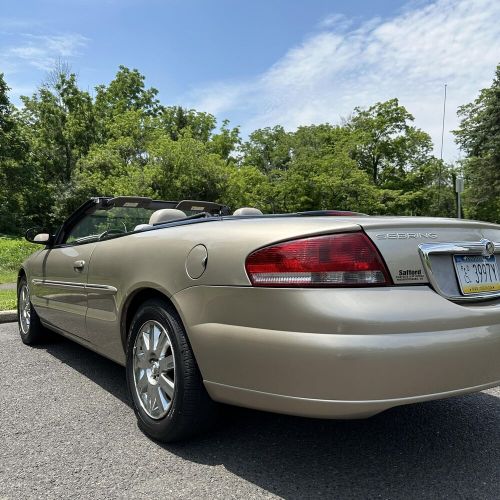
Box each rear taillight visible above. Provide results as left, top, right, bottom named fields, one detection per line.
left=245, top=232, right=391, bottom=287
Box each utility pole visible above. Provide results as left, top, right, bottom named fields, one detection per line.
left=436, top=83, right=447, bottom=213
left=455, top=177, right=464, bottom=219
left=440, top=84, right=447, bottom=161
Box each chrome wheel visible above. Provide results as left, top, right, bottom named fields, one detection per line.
left=19, top=284, right=31, bottom=335
left=132, top=320, right=176, bottom=419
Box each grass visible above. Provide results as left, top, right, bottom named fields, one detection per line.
left=0, top=235, right=38, bottom=284
left=0, top=289, right=16, bottom=311
left=0, top=234, right=38, bottom=310
left=0, top=269, right=17, bottom=283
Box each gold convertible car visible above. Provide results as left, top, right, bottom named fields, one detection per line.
left=18, top=196, right=500, bottom=442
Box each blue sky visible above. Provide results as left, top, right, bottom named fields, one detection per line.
left=1, top=0, right=500, bottom=160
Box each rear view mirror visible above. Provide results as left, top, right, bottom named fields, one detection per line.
left=25, top=228, right=53, bottom=245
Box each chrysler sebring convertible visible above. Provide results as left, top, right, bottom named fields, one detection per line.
left=17, top=196, right=500, bottom=442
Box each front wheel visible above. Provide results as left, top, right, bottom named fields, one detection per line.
left=126, top=299, right=217, bottom=442
left=17, top=276, right=49, bottom=345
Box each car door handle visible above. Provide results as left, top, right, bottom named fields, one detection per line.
left=73, top=260, right=86, bottom=271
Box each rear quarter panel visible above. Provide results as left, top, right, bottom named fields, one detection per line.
left=85, top=217, right=362, bottom=362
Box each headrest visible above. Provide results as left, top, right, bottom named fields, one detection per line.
left=149, top=209, right=186, bottom=225
left=232, top=207, right=263, bottom=216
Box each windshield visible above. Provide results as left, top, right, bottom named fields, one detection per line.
left=59, top=197, right=228, bottom=246
left=66, top=206, right=157, bottom=244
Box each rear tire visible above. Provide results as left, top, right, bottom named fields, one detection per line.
left=126, top=298, right=217, bottom=442
left=17, top=276, right=48, bottom=345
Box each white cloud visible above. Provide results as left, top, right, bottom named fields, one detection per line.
left=190, top=0, right=500, bottom=161
left=317, top=13, right=352, bottom=31
left=3, top=33, right=88, bottom=71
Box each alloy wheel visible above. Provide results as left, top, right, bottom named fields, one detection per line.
left=132, top=320, right=176, bottom=419
left=19, top=284, right=31, bottom=335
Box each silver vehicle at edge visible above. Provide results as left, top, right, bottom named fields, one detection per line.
left=17, top=196, right=500, bottom=441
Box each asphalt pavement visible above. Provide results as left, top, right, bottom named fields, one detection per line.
left=1, top=322, right=500, bottom=499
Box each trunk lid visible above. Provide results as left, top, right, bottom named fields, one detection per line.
left=357, top=217, right=500, bottom=300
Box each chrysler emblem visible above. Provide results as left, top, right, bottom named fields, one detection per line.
left=483, top=240, right=495, bottom=256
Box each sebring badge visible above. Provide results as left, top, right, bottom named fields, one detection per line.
left=375, top=232, right=438, bottom=240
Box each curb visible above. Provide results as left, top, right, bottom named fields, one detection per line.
left=0, top=310, right=17, bottom=323
left=0, top=282, right=16, bottom=291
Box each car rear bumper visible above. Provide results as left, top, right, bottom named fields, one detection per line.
left=204, top=379, right=500, bottom=419
left=172, top=286, right=500, bottom=418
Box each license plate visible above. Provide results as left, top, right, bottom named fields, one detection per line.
left=453, top=255, right=500, bottom=295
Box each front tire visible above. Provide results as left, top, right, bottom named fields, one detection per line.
left=17, top=276, right=48, bottom=345
left=126, top=298, right=217, bottom=442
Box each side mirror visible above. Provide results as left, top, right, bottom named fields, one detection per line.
left=25, top=228, right=54, bottom=246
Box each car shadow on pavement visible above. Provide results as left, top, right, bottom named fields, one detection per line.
left=40, top=332, right=131, bottom=407
left=42, top=333, right=500, bottom=499
left=167, top=394, right=500, bottom=498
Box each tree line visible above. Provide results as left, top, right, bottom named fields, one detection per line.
left=0, top=63, right=499, bottom=234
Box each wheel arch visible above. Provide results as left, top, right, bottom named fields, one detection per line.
left=17, top=267, right=26, bottom=285
left=120, top=287, right=184, bottom=354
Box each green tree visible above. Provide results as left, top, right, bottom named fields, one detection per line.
left=349, top=99, right=433, bottom=186
left=454, top=64, right=500, bottom=222
left=70, top=109, right=158, bottom=212
left=149, top=134, right=230, bottom=202
left=241, top=126, right=293, bottom=173
left=0, top=73, right=23, bottom=163
left=21, top=70, right=95, bottom=184
left=276, top=125, right=381, bottom=213
left=95, top=66, right=161, bottom=120
left=58, top=67, right=164, bottom=216
left=0, top=73, right=31, bottom=232
left=16, top=69, right=96, bottom=228
left=225, top=165, right=272, bottom=211
left=0, top=74, right=56, bottom=233
left=378, top=159, right=456, bottom=216
left=208, top=119, right=241, bottom=161
left=0, top=64, right=470, bottom=234
left=160, top=106, right=215, bottom=142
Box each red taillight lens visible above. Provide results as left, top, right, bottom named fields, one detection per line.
left=245, top=232, right=391, bottom=287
